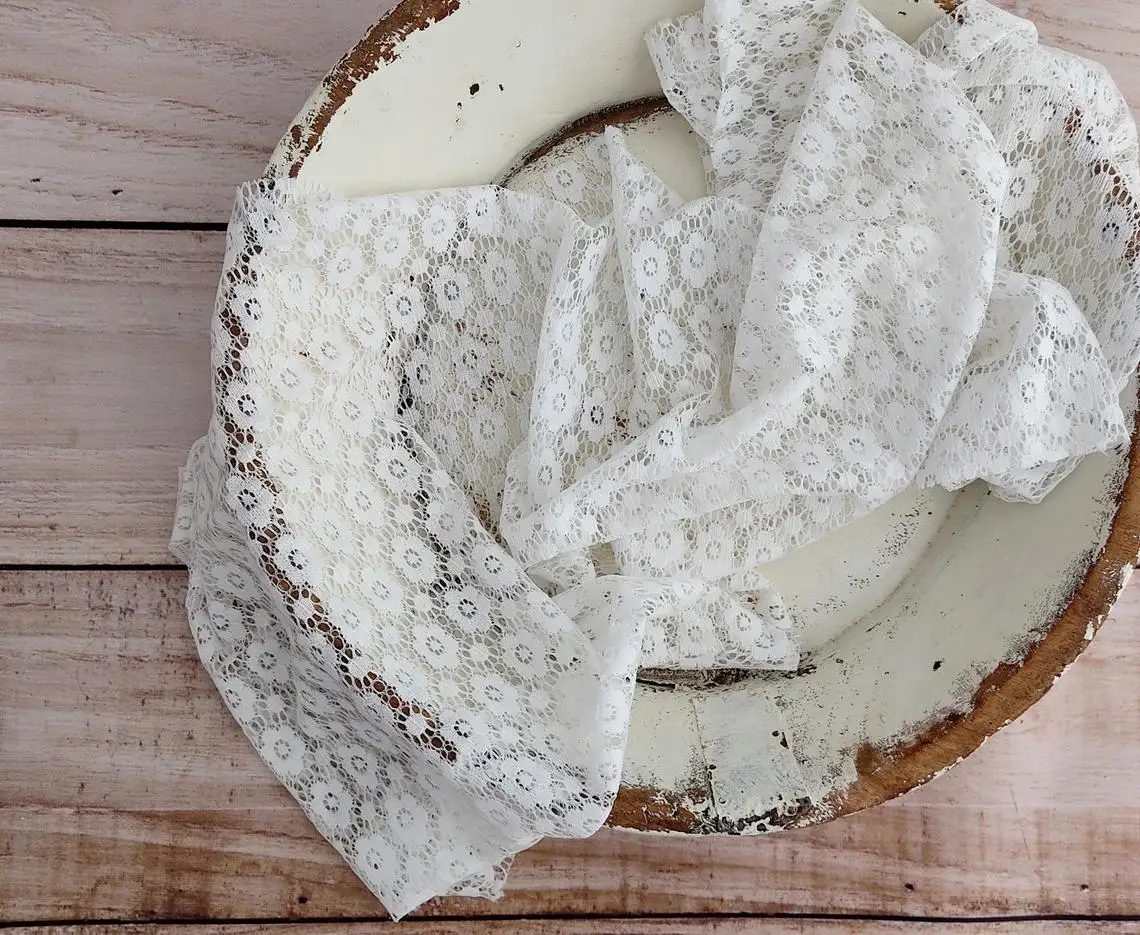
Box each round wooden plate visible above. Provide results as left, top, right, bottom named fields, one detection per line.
left=261, top=0, right=1140, bottom=833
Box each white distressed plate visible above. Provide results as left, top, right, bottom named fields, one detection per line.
left=263, top=0, right=1140, bottom=833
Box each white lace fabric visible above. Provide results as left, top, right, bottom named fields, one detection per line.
left=171, top=0, right=1140, bottom=918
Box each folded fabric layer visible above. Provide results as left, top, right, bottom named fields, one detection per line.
left=503, top=2, right=1007, bottom=592
left=916, top=271, right=1124, bottom=493
left=172, top=0, right=1140, bottom=918
left=650, top=0, right=1140, bottom=502
left=915, top=1, right=1140, bottom=499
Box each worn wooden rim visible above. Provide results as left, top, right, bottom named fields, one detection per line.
left=273, top=0, right=1140, bottom=833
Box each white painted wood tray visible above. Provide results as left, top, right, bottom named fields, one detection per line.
left=262, top=0, right=1140, bottom=833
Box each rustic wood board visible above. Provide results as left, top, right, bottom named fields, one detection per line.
left=0, top=228, right=217, bottom=564
left=2, top=568, right=1139, bottom=921
left=0, top=0, right=397, bottom=223
left=0, top=0, right=1136, bottom=223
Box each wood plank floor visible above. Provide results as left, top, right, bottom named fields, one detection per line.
left=3, top=0, right=1140, bottom=930
left=2, top=573, right=1138, bottom=921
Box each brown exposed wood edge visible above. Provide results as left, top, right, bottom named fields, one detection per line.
left=275, top=0, right=462, bottom=178
left=608, top=784, right=706, bottom=833
left=498, top=97, right=672, bottom=187
left=810, top=415, right=1140, bottom=825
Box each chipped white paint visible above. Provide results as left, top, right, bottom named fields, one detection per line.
left=274, top=0, right=699, bottom=190
left=276, top=0, right=1135, bottom=831
left=693, top=686, right=817, bottom=830
left=622, top=684, right=704, bottom=793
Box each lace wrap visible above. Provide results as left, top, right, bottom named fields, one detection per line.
left=172, top=0, right=1140, bottom=917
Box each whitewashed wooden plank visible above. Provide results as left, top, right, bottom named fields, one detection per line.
left=0, top=228, right=217, bottom=563
left=0, top=0, right=397, bottom=222
left=8, top=922, right=1140, bottom=934
left=0, top=0, right=1137, bottom=221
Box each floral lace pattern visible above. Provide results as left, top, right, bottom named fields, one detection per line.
left=172, top=0, right=1140, bottom=918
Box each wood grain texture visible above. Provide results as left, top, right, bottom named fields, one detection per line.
left=5, top=0, right=1140, bottom=925
left=0, top=0, right=398, bottom=222
left=0, top=228, right=218, bottom=563
left=2, top=568, right=1139, bottom=922
left=0, top=0, right=1136, bottom=222
left=8, top=924, right=1140, bottom=935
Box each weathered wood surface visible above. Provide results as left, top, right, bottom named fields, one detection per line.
left=0, top=0, right=1137, bottom=223
left=8, top=924, right=1140, bottom=935
left=0, top=228, right=217, bottom=564
left=5, top=0, right=1140, bottom=926
left=0, top=0, right=398, bottom=223
left=2, top=568, right=1139, bottom=921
